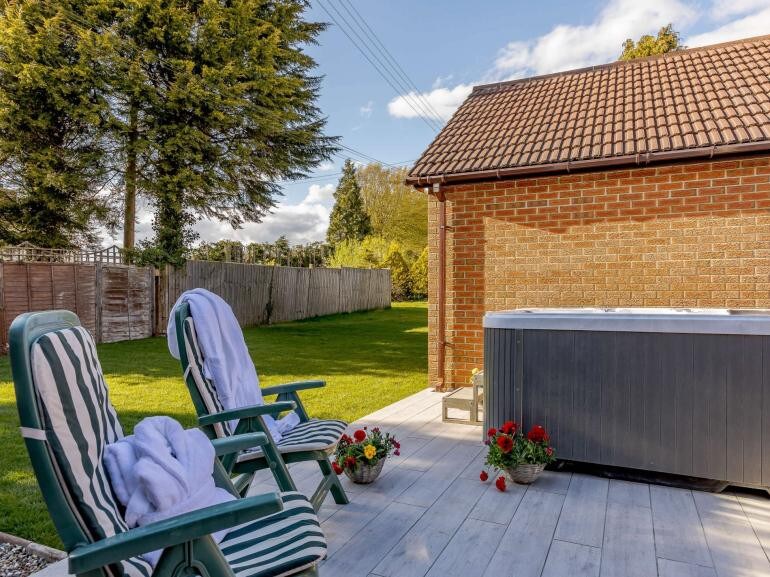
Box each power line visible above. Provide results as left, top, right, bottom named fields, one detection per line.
left=337, top=0, right=444, bottom=123
left=316, top=0, right=442, bottom=132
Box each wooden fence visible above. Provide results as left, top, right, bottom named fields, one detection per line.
left=0, top=262, right=154, bottom=352
left=0, top=261, right=390, bottom=352
left=158, top=261, right=391, bottom=331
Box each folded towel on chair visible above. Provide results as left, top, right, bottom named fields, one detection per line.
left=104, top=416, right=235, bottom=566
left=167, top=288, right=299, bottom=440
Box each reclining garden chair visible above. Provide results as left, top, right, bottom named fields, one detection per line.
left=173, top=302, right=349, bottom=511
left=10, top=310, right=326, bottom=577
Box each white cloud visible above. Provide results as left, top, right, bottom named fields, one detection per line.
left=709, top=0, right=770, bottom=19
left=387, top=84, right=473, bottom=122
left=317, top=160, right=335, bottom=172
left=388, top=0, right=769, bottom=123
left=359, top=100, right=374, bottom=118
left=192, top=182, right=336, bottom=245
left=687, top=5, right=770, bottom=46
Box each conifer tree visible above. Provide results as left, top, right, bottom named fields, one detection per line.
left=0, top=0, right=113, bottom=247
left=327, top=159, right=372, bottom=245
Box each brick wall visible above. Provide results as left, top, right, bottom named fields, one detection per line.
left=427, top=154, right=770, bottom=389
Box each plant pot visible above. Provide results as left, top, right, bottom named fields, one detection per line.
left=505, top=463, right=545, bottom=485
left=344, top=458, right=386, bottom=484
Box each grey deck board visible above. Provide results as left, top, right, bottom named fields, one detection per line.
left=554, top=474, right=608, bottom=547
left=482, top=488, right=565, bottom=577
left=693, top=492, right=770, bottom=577
left=657, top=559, right=718, bottom=577
left=542, top=541, right=601, bottom=577
left=373, top=477, right=487, bottom=577
left=600, top=502, right=657, bottom=577
left=424, top=518, right=506, bottom=577
left=32, top=388, right=770, bottom=577
left=650, top=486, right=712, bottom=567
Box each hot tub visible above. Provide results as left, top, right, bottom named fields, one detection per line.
left=483, top=308, right=770, bottom=489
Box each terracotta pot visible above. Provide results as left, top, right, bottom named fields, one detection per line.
left=505, top=463, right=545, bottom=484
left=344, top=458, right=386, bottom=484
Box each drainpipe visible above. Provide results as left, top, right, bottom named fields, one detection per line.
left=433, top=182, right=447, bottom=391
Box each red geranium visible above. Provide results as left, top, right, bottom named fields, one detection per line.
left=344, top=456, right=357, bottom=469
left=495, top=476, right=507, bottom=492
left=480, top=470, right=489, bottom=482
left=527, top=425, right=548, bottom=443
left=487, top=427, right=497, bottom=437
left=500, top=420, right=517, bottom=435
left=496, top=435, right=513, bottom=453
left=332, top=462, right=343, bottom=475
left=353, top=429, right=367, bottom=442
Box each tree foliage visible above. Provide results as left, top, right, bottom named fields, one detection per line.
left=327, top=235, right=390, bottom=268
left=355, top=164, right=427, bottom=257
left=619, top=24, right=683, bottom=61
left=0, top=0, right=114, bottom=247
left=410, top=246, right=428, bottom=298
left=380, top=242, right=411, bottom=301
left=326, top=159, right=371, bottom=245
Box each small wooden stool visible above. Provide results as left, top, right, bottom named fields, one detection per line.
left=442, top=371, right=484, bottom=425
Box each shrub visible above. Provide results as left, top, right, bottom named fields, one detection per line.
left=380, top=242, right=411, bottom=300
left=410, top=246, right=428, bottom=298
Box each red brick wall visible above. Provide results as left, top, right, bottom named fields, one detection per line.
left=427, top=155, right=770, bottom=389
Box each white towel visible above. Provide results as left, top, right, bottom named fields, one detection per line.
left=167, top=288, right=299, bottom=440
left=104, top=416, right=235, bottom=566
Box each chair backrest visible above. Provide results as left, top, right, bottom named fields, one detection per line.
left=10, top=311, right=152, bottom=577
left=173, top=302, right=231, bottom=439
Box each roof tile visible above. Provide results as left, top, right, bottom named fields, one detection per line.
left=409, top=35, right=770, bottom=182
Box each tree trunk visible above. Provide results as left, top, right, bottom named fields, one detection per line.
left=123, top=101, right=138, bottom=253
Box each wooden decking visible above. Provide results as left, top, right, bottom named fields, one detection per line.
left=34, top=388, right=770, bottom=577
left=249, top=388, right=770, bottom=577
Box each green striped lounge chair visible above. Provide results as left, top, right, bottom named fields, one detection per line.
left=173, top=302, right=349, bottom=511
left=10, top=310, right=326, bottom=577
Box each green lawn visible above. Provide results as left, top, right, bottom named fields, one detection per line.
left=0, top=301, right=427, bottom=547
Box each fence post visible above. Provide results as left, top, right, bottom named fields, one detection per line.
left=95, top=262, right=103, bottom=343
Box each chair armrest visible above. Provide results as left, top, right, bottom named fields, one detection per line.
left=211, top=432, right=268, bottom=456
left=68, top=492, right=283, bottom=574
left=198, top=401, right=297, bottom=427
left=261, top=380, right=326, bottom=396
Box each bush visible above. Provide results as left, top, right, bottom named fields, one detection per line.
left=327, top=235, right=390, bottom=268
left=410, top=246, right=428, bottom=298
left=380, top=242, right=412, bottom=301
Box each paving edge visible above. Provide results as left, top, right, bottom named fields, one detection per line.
left=0, top=532, right=66, bottom=563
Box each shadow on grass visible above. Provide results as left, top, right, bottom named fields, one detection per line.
left=0, top=303, right=428, bottom=547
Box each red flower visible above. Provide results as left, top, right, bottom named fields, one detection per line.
left=496, top=435, right=513, bottom=453
left=344, top=456, right=357, bottom=468
left=500, top=421, right=517, bottom=435
left=546, top=447, right=554, bottom=457
left=527, top=425, right=548, bottom=443
left=394, top=441, right=401, bottom=449
left=353, top=429, right=367, bottom=442
left=480, top=471, right=489, bottom=482
left=495, top=476, right=507, bottom=492
left=487, top=427, right=497, bottom=437
left=394, top=449, right=400, bottom=456
left=332, top=462, right=343, bottom=475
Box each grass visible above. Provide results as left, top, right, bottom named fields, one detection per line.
left=0, top=301, right=427, bottom=548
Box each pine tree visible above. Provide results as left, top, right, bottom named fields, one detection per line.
left=619, top=24, right=683, bottom=61
left=108, top=0, right=336, bottom=262
left=327, top=159, right=372, bottom=245
left=0, top=0, right=114, bottom=247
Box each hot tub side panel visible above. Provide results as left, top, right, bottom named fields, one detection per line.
left=484, top=327, right=770, bottom=487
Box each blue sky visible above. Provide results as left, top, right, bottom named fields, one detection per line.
left=124, top=0, right=770, bottom=247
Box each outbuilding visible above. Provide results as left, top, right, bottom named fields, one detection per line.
left=407, top=35, right=770, bottom=390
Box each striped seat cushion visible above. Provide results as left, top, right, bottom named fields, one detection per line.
left=31, top=327, right=152, bottom=577
left=221, top=492, right=326, bottom=577
left=237, top=419, right=347, bottom=462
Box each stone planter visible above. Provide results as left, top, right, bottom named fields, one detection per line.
left=344, top=458, right=386, bottom=484
left=505, top=463, right=545, bottom=485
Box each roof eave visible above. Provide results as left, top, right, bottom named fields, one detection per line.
left=406, top=141, right=770, bottom=188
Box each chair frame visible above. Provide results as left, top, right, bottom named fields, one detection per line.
left=173, top=302, right=349, bottom=511
left=10, top=310, right=320, bottom=577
